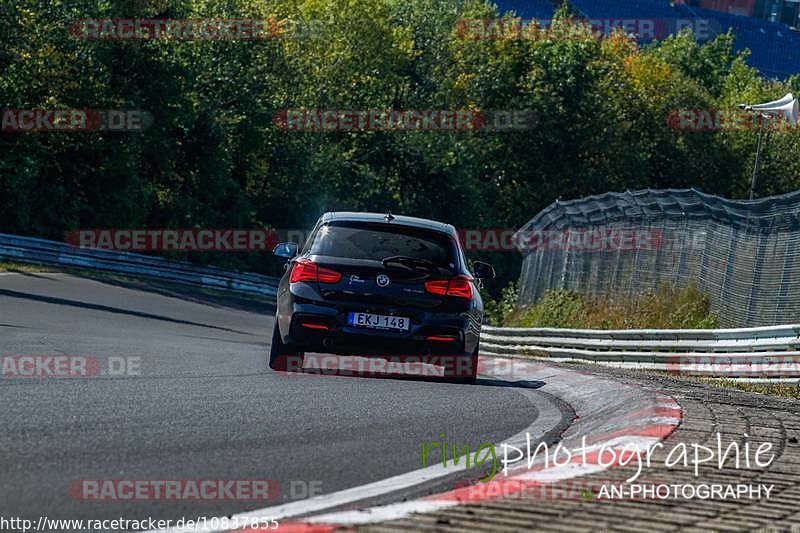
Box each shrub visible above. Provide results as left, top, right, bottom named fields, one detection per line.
left=482, top=281, right=519, bottom=326
left=496, top=285, right=718, bottom=329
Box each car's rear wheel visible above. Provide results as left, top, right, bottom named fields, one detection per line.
left=444, top=345, right=478, bottom=384
left=269, top=321, right=304, bottom=372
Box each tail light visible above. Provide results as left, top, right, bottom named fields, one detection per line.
left=427, top=335, right=458, bottom=342
left=424, top=275, right=473, bottom=299
left=300, top=321, right=330, bottom=331
left=290, top=259, right=342, bottom=284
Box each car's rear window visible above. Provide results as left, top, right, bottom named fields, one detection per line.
left=306, top=223, right=455, bottom=267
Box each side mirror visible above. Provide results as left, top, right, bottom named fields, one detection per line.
left=273, top=242, right=299, bottom=259
left=473, top=261, right=496, bottom=280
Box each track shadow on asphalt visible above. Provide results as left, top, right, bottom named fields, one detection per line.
left=177, top=333, right=266, bottom=345
left=0, top=269, right=60, bottom=280
left=473, top=376, right=545, bottom=389
left=73, top=273, right=276, bottom=315
left=274, top=369, right=545, bottom=389
left=0, top=288, right=255, bottom=335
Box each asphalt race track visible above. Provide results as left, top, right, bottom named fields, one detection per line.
left=0, top=272, right=569, bottom=526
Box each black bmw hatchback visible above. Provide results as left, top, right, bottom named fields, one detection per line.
left=269, top=212, right=495, bottom=383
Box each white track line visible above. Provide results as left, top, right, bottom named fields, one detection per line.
left=149, top=362, right=562, bottom=533
left=305, top=499, right=456, bottom=525
left=149, top=359, right=681, bottom=532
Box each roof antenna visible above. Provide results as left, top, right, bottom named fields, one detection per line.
left=384, top=212, right=395, bottom=222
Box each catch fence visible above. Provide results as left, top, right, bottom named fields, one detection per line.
left=517, top=188, right=800, bottom=327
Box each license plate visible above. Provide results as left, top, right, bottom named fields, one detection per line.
left=348, top=312, right=410, bottom=331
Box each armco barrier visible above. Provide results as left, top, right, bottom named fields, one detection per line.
left=481, top=325, right=800, bottom=379
left=0, top=233, right=279, bottom=297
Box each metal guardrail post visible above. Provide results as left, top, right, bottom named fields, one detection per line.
left=0, top=233, right=279, bottom=298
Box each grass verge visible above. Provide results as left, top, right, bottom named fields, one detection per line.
left=485, top=284, right=718, bottom=329
left=0, top=260, right=57, bottom=273
left=681, top=375, right=800, bottom=399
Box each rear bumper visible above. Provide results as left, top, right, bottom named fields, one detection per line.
left=282, top=301, right=477, bottom=356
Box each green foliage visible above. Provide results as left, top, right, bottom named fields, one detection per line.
left=508, top=286, right=719, bottom=329
left=0, top=0, right=796, bottom=285
left=509, top=290, right=587, bottom=328
left=481, top=280, right=518, bottom=326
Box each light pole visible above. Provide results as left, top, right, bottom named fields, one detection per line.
left=749, top=117, right=765, bottom=201
left=738, top=93, right=798, bottom=200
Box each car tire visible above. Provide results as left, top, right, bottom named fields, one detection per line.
left=445, top=346, right=478, bottom=384
left=269, top=321, right=304, bottom=372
